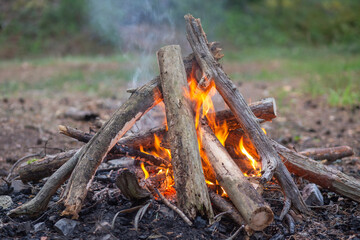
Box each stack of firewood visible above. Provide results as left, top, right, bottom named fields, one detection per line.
left=8, top=15, right=360, bottom=233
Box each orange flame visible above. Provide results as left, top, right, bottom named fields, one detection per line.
left=140, top=134, right=171, bottom=160
left=141, top=163, right=149, bottom=179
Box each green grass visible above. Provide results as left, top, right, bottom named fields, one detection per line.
left=0, top=55, right=136, bottom=98
left=224, top=46, right=360, bottom=107
left=1, top=47, right=359, bottom=107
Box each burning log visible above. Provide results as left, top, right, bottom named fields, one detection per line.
left=273, top=141, right=360, bottom=203
left=157, top=45, right=213, bottom=219
left=185, top=14, right=309, bottom=217
left=200, top=123, right=273, bottom=231
left=118, top=98, right=277, bottom=150
left=299, top=146, right=354, bottom=162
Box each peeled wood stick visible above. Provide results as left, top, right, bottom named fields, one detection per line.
left=299, top=146, right=354, bottom=162
left=273, top=141, right=360, bottom=203
left=157, top=45, right=213, bottom=219
left=200, top=123, right=273, bottom=231
left=185, top=14, right=279, bottom=183
left=58, top=125, right=170, bottom=167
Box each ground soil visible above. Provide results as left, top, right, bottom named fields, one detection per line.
left=0, top=62, right=359, bottom=239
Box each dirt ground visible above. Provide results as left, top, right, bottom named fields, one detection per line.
left=0, top=61, right=359, bottom=239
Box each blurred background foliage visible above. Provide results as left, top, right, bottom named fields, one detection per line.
left=0, top=0, right=359, bottom=106
left=1, top=0, right=359, bottom=57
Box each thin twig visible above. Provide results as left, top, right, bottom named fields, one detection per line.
left=226, top=225, right=244, bottom=240
left=279, top=198, right=291, bottom=220
left=153, top=188, right=192, bottom=226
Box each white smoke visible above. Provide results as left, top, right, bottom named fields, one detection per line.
left=87, top=0, right=224, bottom=87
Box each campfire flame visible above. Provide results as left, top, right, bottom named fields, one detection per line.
left=139, top=66, right=264, bottom=196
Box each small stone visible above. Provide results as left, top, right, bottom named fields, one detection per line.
left=54, top=218, right=79, bottom=236
left=302, top=183, right=324, bottom=206
left=11, top=180, right=31, bottom=193
left=194, top=216, right=207, bottom=229
left=269, top=233, right=284, bottom=240
left=0, top=195, right=13, bottom=209
left=159, top=205, right=175, bottom=219
left=101, top=234, right=116, bottom=240
left=34, top=222, right=46, bottom=232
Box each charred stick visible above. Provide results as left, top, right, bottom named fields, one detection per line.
left=157, top=45, right=213, bottom=219
left=208, top=189, right=244, bottom=226
left=299, top=146, right=354, bottom=162
left=58, top=125, right=170, bottom=167
left=154, top=188, right=193, bottom=226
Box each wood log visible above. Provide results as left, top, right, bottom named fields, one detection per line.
left=19, top=149, right=78, bottom=183
left=115, top=169, right=150, bottom=200
left=157, top=45, right=213, bottom=219
left=185, top=14, right=279, bottom=183
left=299, top=146, right=354, bottom=162
left=273, top=141, right=360, bottom=203
left=185, top=14, right=308, bottom=216
left=200, top=123, right=273, bottom=231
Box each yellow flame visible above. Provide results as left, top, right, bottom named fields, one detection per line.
left=141, top=163, right=149, bottom=179
left=205, top=180, right=215, bottom=186
left=220, top=186, right=228, bottom=197
left=239, top=137, right=258, bottom=171
left=262, top=128, right=267, bottom=135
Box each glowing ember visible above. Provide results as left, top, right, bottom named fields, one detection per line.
left=141, top=163, right=149, bottom=179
